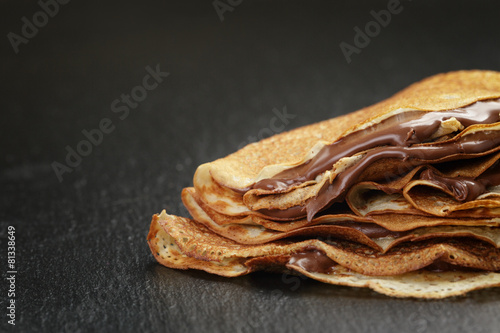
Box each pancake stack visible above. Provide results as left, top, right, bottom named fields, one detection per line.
left=148, top=70, right=500, bottom=298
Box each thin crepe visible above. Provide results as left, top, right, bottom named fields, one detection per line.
left=194, top=71, right=500, bottom=220
left=347, top=151, right=500, bottom=217
left=182, top=186, right=500, bottom=252
left=149, top=70, right=500, bottom=298
left=148, top=212, right=500, bottom=298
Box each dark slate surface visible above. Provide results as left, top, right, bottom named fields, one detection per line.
left=2, top=1, right=500, bottom=332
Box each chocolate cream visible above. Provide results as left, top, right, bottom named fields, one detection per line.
left=249, top=99, right=500, bottom=220
left=287, top=249, right=337, bottom=274
left=420, top=162, right=500, bottom=202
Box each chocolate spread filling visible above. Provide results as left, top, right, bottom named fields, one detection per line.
left=249, top=99, right=500, bottom=220
left=420, top=162, right=500, bottom=202
left=254, top=99, right=500, bottom=191
left=263, top=130, right=500, bottom=220
left=287, top=250, right=337, bottom=274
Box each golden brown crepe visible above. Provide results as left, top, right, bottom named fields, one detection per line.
left=148, top=70, right=500, bottom=298
left=148, top=212, right=500, bottom=298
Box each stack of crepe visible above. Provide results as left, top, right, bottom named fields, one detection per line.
left=148, top=70, right=500, bottom=298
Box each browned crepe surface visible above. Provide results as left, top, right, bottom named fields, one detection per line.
left=149, top=70, right=500, bottom=298
left=199, top=70, right=500, bottom=191
left=148, top=212, right=500, bottom=298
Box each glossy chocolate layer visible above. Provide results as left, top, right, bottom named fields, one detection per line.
left=262, top=130, right=500, bottom=220
left=251, top=99, right=500, bottom=220
left=308, top=131, right=500, bottom=220
left=287, top=249, right=337, bottom=274
left=254, top=99, right=500, bottom=192
left=420, top=161, right=500, bottom=202
left=420, top=169, right=482, bottom=202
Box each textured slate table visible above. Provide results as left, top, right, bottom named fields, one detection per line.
left=2, top=1, right=500, bottom=332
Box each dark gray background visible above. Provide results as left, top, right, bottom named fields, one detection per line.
left=2, top=0, right=500, bottom=332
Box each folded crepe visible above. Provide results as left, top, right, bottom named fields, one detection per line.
left=148, top=70, right=500, bottom=298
